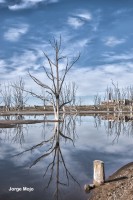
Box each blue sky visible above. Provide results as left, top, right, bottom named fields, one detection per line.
left=1, top=0, right=133, bottom=104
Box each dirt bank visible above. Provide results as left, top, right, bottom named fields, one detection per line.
left=89, top=162, right=133, bottom=200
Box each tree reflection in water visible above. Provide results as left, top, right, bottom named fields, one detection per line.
left=12, top=115, right=80, bottom=200
left=0, top=115, right=28, bottom=145
left=94, top=114, right=133, bottom=144
left=1, top=114, right=133, bottom=198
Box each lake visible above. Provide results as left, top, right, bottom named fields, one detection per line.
left=0, top=115, right=133, bottom=200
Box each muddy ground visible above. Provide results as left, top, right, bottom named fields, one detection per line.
left=89, top=162, right=133, bottom=200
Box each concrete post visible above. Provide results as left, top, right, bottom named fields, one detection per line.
left=93, top=160, right=105, bottom=186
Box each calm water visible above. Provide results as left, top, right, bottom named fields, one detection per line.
left=0, top=115, right=133, bottom=200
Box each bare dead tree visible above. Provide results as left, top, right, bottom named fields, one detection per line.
left=12, top=77, right=28, bottom=110
left=28, top=36, right=80, bottom=120
left=60, top=82, right=78, bottom=115
left=41, top=88, right=47, bottom=110
left=93, top=93, right=101, bottom=109
left=0, top=82, right=12, bottom=111
left=112, top=81, right=121, bottom=102
left=129, top=86, right=133, bottom=101
left=104, top=86, right=114, bottom=112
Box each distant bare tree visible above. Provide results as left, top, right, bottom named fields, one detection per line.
left=93, top=93, right=101, bottom=109
left=41, top=88, right=47, bottom=110
left=111, top=80, right=121, bottom=104
left=60, top=82, right=78, bottom=114
left=12, top=77, right=28, bottom=110
left=1, top=82, right=12, bottom=111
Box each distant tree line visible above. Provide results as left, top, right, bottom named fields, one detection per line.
left=0, top=77, right=28, bottom=111
left=94, top=81, right=133, bottom=112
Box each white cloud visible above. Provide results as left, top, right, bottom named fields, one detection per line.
left=4, top=24, right=29, bottom=42
left=67, top=10, right=92, bottom=29
left=104, top=36, right=126, bottom=47
left=113, top=9, right=131, bottom=16
left=103, top=51, right=133, bottom=62
left=8, top=4, right=29, bottom=10
left=8, top=0, right=58, bottom=10
left=0, top=60, right=6, bottom=68
left=67, top=17, right=84, bottom=29
left=10, top=50, right=42, bottom=72
left=0, top=60, right=8, bottom=74
left=77, top=11, right=92, bottom=21
left=0, top=0, right=5, bottom=3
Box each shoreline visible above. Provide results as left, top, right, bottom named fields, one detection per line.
left=89, top=162, right=133, bottom=200
left=0, top=110, right=133, bottom=116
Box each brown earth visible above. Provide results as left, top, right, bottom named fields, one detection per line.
left=89, top=162, right=133, bottom=200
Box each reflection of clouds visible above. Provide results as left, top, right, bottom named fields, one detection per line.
left=66, top=116, right=133, bottom=179
left=0, top=144, right=13, bottom=159
left=1, top=117, right=133, bottom=199
left=2, top=117, right=133, bottom=163
left=0, top=124, right=51, bottom=170
left=74, top=117, right=133, bottom=155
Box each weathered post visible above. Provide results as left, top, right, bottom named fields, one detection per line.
left=93, top=160, right=105, bottom=186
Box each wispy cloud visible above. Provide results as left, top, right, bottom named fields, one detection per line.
left=8, top=0, right=58, bottom=10
left=67, top=10, right=92, bottom=29
left=4, top=24, right=29, bottom=42
left=103, top=51, right=133, bottom=62
left=67, top=17, right=84, bottom=29
left=0, top=48, right=44, bottom=82
left=104, top=36, right=126, bottom=47
left=0, top=59, right=13, bottom=77
left=0, top=60, right=7, bottom=74
left=0, top=59, right=6, bottom=67
left=113, top=8, right=132, bottom=16
left=10, top=50, right=42, bottom=72
left=76, top=11, right=92, bottom=21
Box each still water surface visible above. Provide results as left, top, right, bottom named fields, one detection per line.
left=0, top=115, right=133, bottom=200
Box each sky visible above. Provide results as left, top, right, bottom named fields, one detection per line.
left=1, top=0, right=133, bottom=104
